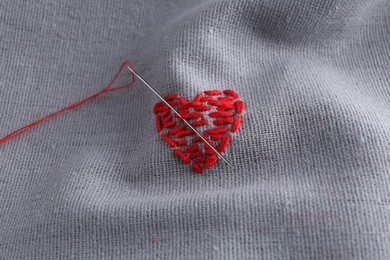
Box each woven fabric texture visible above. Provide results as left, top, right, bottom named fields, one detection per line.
left=1, top=0, right=389, bottom=259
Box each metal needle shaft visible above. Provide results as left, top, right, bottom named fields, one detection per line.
left=127, top=65, right=233, bottom=167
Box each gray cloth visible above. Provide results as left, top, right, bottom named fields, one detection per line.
left=1, top=0, right=389, bottom=259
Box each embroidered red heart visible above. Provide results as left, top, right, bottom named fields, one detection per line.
left=154, top=89, right=244, bottom=173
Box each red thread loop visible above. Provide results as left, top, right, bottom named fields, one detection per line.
left=0, top=61, right=135, bottom=144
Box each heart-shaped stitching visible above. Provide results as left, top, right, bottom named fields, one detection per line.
left=154, top=89, right=244, bottom=173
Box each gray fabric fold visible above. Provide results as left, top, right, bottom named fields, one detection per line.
left=1, top=0, right=389, bottom=259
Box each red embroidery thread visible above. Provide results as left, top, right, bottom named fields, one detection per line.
left=154, top=90, right=244, bottom=174
left=0, top=61, right=135, bottom=144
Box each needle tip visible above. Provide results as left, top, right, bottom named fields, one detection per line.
left=220, top=156, right=234, bottom=168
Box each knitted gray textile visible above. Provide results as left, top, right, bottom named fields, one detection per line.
left=1, top=0, right=390, bottom=259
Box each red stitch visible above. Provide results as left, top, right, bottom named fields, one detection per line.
left=154, top=101, right=163, bottom=114
left=192, top=101, right=203, bottom=107
left=192, top=162, right=202, bottom=173
left=207, top=100, right=235, bottom=108
left=162, top=114, right=173, bottom=124
left=204, top=90, right=222, bottom=95
left=162, top=121, right=176, bottom=128
left=192, top=137, right=203, bottom=143
left=164, top=93, right=177, bottom=101
left=177, top=109, right=189, bottom=116
left=205, top=148, right=216, bottom=155
left=217, top=107, right=233, bottom=111
left=177, top=140, right=188, bottom=146
left=231, top=115, right=242, bottom=133
left=213, top=118, right=234, bottom=125
left=209, top=111, right=235, bottom=118
left=189, top=150, right=203, bottom=159
left=169, top=100, right=178, bottom=106
left=204, top=142, right=217, bottom=153
left=194, top=105, right=212, bottom=111
left=191, top=119, right=208, bottom=127
left=174, top=149, right=191, bottom=164
left=161, top=134, right=176, bottom=148
left=223, top=89, right=239, bottom=99
left=235, top=100, right=244, bottom=113
left=160, top=110, right=170, bottom=117
left=179, top=101, right=202, bottom=110
left=203, top=127, right=229, bottom=135
left=210, top=134, right=225, bottom=140
left=156, top=116, right=162, bottom=132
left=174, top=129, right=195, bottom=138
left=218, top=136, right=231, bottom=152
left=178, top=97, right=188, bottom=105
left=157, top=105, right=170, bottom=112
left=184, top=144, right=199, bottom=153
left=204, top=155, right=218, bottom=169
left=168, top=125, right=186, bottom=135
left=196, top=157, right=206, bottom=163
left=194, top=94, right=203, bottom=102
left=200, top=96, right=214, bottom=102
left=218, top=96, right=234, bottom=101
left=180, top=112, right=203, bottom=120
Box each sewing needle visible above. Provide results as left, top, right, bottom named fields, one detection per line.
left=127, top=65, right=233, bottom=167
